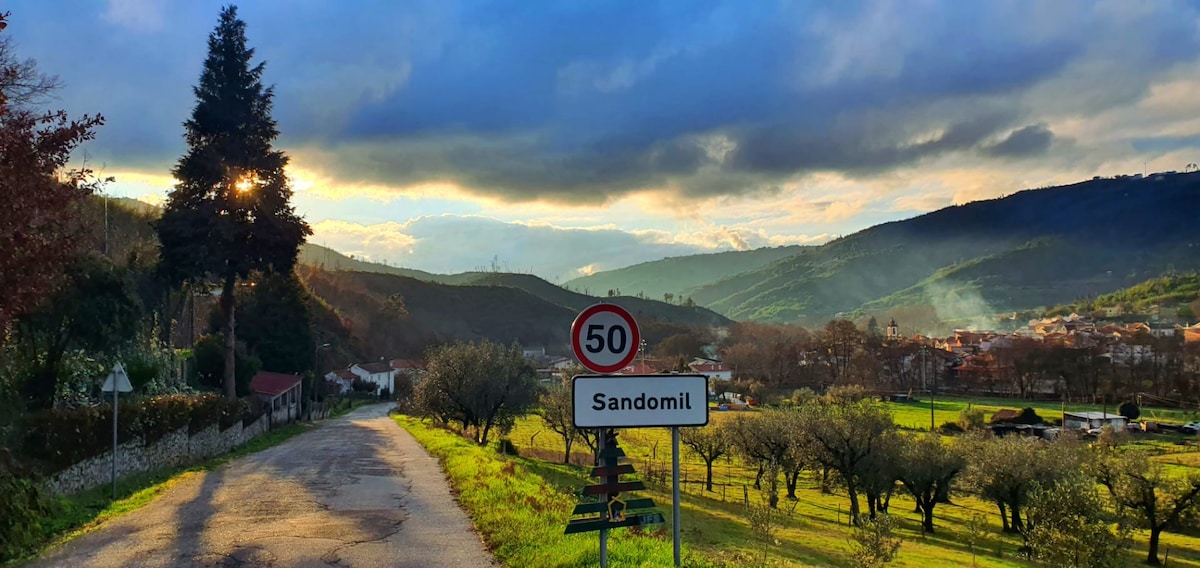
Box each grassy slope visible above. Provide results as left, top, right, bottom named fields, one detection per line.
left=499, top=400, right=1200, bottom=568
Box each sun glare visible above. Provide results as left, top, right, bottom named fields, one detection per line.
left=234, top=173, right=259, bottom=193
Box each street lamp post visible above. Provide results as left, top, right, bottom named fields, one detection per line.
left=312, top=342, right=331, bottom=420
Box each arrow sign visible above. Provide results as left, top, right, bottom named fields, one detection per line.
left=102, top=362, right=133, bottom=393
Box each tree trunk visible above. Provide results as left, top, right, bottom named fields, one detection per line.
left=867, top=495, right=878, bottom=520
left=480, top=420, right=492, bottom=445
left=705, top=461, right=714, bottom=492
left=821, top=467, right=832, bottom=494
left=562, top=435, right=573, bottom=464
left=1147, top=526, right=1162, bottom=565
left=847, top=485, right=861, bottom=526
left=786, top=469, right=800, bottom=499
left=1008, top=500, right=1023, bottom=533
left=922, top=501, right=935, bottom=533
left=754, top=464, right=764, bottom=490
left=221, top=275, right=237, bottom=400
left=997, top=500, right=1010, bottom=532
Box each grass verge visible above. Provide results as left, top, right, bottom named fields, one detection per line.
left=393, top=415, right=732, bottom=568
left=9, top=421, right=311, bottom=565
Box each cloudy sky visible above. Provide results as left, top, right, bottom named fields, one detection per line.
left=9, top=0, right=1200, bottom=280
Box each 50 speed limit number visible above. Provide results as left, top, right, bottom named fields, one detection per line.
left=571, top=303, right=641, bottom=373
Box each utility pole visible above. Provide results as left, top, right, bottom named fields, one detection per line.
left=313, top=342, right=330, bottom=420
left=924, top=346, right=934, bottom=432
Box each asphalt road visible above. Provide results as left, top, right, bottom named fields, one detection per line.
left=30, top=404, right=498, bottom=568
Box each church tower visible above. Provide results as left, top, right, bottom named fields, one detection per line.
left=886, top=318, right=900, bottom=340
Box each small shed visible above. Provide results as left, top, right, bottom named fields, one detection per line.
left=990, top=409, right=1021, bottom=424
left=1063, top=412, right=1126, bottom=431
left=251, top=371, right=303, bottom=425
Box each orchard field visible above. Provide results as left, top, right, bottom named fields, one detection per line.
left=500, top=396, right=1200, bottom=567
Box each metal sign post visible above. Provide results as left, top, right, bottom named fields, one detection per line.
left=672, top=426, right=681, bottom=567
left=101, top=362, right=133, bottom=499
left=598, top=428, right=608, bottom=568
left=565, top=305, right=705, bottom=568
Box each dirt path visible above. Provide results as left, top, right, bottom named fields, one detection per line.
left=30, top=404, right=498, bottom=568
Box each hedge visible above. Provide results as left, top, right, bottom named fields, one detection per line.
left=18, top=393, right=259, bottom=474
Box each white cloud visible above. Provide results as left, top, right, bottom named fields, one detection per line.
left=103, top=0, right=166, bottom=32
left=307, top=215, right=825, bottom=281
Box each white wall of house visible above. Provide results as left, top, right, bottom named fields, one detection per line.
left=350, top=365, right=395, bottom=394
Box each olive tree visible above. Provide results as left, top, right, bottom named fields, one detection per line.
left=896, top=433, right=965, bottom=534
left=1023, top=473, right=1131, bottom=567
left=799, top=399, right=896, bottom=525
left=962, top=434, right=1082, bottom=533
left=681, top=421, right=731, bottom=492
left=537, top=377, right=576, bottom=463
left=414, top=340, right=540, bottom=444
left=1092, top=448, right=1200, bottom=565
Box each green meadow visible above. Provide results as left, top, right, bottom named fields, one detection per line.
left=401, top=398, right=1200, bottom=567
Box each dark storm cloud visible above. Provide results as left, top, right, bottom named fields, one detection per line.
left=8, top=0, right=1200, bottom=202
left=983, top=124, right=1055, bottom=159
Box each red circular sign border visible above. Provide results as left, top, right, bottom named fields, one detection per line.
left=570, top=303, right=641, bottom=374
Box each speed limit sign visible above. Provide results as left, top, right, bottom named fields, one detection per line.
left=571, top=303, right=641, bottom=373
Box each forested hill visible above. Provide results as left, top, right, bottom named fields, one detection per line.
left=1045, top=273, right=1200, bottom=318
left=690, top=172, right=1200, bottom=323
left=562, top=245, right=806, bottom=301
left=299, top=268, right=728, bottom=358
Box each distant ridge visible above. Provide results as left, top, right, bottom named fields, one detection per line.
left=563, top=245, right=807, bottom=301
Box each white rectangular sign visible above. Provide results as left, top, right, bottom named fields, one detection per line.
left=573, top=374, right=709, bottom=428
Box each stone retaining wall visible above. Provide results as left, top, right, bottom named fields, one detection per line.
left=44, top=415, right=272, bottom=496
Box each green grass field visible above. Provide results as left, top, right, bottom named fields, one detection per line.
left=493, top=399, right=1200, bottom=568
left=880, top=395, right=1200, bottom=431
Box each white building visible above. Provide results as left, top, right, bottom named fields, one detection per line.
left=1063, top=412, right=1127, bottom=431
left=351, top=361, right=396, bottom=395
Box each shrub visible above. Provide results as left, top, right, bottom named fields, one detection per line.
left=939, top=421, right=964, bottom=434
left=218, top=398, right=248, bottom=431
left=187, top=393, right=224, bottom=434
left=139, top=395, right=192, bottom=444
left=849, top=513, right=902, bottom=567
left=1117, top=401, right=1140, bottom=421
left=242, top=398, right=266, bottom=427
left=958, top=408, right=986, bottom=431
left=0, top=452, right=53, bottom=562
left=1013, top=408, right=1044, bottom=425
left=21, top=406, right=112, bottom=473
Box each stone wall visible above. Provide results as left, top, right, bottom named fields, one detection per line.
left=44, top=416, right=272, bottom=497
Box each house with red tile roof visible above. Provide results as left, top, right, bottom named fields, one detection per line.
left=250, top=371, right=303, bottom=424
left=688, top=360, right=731, bottom=381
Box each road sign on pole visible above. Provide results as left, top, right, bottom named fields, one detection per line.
left=571, top=303, right=640, bottom=373
left=101, top=362, right=132, bottom=499
left=573, top=374, right=709, bottom=429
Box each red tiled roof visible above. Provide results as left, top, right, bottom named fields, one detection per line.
left=250, top=371, right=302, bottom=396
left=391, top=359, right=425, bottom=370
left=689, top=362, right=728, bottom=373
left=328, top=369, right=355, bottom=380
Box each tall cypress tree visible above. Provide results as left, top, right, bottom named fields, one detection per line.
left=158, top=5, right=310, bottom=399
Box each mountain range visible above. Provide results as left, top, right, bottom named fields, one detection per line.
left=112, top=170, right=1200, bottom=336
left=567, top=172, right=1200, bottom=327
